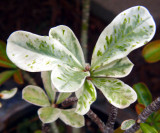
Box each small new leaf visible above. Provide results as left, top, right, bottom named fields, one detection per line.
left=0, top=87, right=17, bottom=99
left=22, top=85, right=50, bottom=107
left=38, top=107, right=61, bottom=123
left=59, top=109, right=85, bottom=128
left=41, top=71, right=56, bottom=103
left=121, top=119, right=135, bottom=130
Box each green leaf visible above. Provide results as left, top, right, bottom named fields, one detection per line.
left=142, top=40, right=160, bottom=63
left=41, top=71, right=56, bottom=103
left=91, top=6, right=156, bottom=71
left=140, top=123, right=158, bottom=133
left=49, top=25, right=85, bottom=67
left=75, top=80, right=97, bottom=115
left=59, top=109, right=85, bottom=128
left=0, top=40, right=17, bottom=68
left=133, top=83, right=152, bottom=106
left=0, top=87, right=17, bottom=99
left=7, top=30, right=83, bottom=72
left=38, top=107, right=61, bottom=123
left=0, top=70, right=16, bottom=86
left=121, top=119, right=135, bottom=130
left=56, top=92, right=72, bottom=104
left=92, top=78, right=137, bottom=108
left=22, top=85, right=50, bottom=107
left=51, top=64, right=90, bottom=92
left=13, top=69, right=24, bottom=84
left=92, top=57, right=133, bottom=78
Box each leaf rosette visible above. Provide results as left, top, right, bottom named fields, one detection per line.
left=7, top=6, right=156, bottom=115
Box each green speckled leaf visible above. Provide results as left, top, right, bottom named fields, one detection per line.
left=140, top=123, right=158, bottom=133
left=51, top=64, right=90, bottom=92
left=41, top=71, right=56, bottom=103
left=92, top=78, right=137, bottom=108
left=38, top=107, right=61, bottom=123
left=56, top=92, right=72, bottom=104
left=91, top=6, right=156, bottom=70
left=60, top=109, right=85, bottom=128
left=49, top=25, right=85, bottom=67
left=75, top=80, right=97, bottom=115
left=7, top=30, right=83, bottom=72
left=0, top=87, right=17, bottom=99
left=121, top=119, right=135, bottom=130
left=22, top=85, right=50, bottom=107
left=92, top=57, right=133, bottom=78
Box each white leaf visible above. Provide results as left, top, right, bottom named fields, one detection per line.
left=92, top=78, right=137, bottom=109
left=38, top=107, right=61, bottom=123
left=22, top=85, right=50, bottom=107
left=51, top=64, right=90, bottom=92
left=91, top=6, right=156, bottom=70
left=121, top=119, right=135, bottom=130
left=56, top=92, right=72, bottom=104
left=7, top=30, right=83, bottom=72
left=49, top=25, right=85, bottom=67
left=92, top=57, right=134, bottom=78
left=0, top=87, right=17, bottom=99
left=59, top=109, right=85, bottom=128
left=41, top=71, right=56, bottom=103
left=75, top=80, right=97, bottom=115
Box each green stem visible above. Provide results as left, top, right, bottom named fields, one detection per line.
left=81, top=0, right=90, bottom=61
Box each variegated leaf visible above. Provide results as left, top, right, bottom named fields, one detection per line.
left=22, top=85, right=50, bottom=107
left=0, top=87, right=17, bottom=99
left=121, top=119, right=135, bottom=130
left=49, top=25, right=85, bottom=67
left=59, top=109, right=85, bottom=128
left=41, top=71, right=56, bottom=103
left=38, top=107, right=61, bottom=123
left=92, top=78, right=137, bottom=108
left=75, top=80, right=97, bottom=115
left=51, top=64, right=90, bottom=92
left=92, top=57, right=133, bottom=78
left=7, top=31, right=83, bottom=72
left=56, top=92, right=72, bottom=104
left=91, top=6, right=156, bottom=70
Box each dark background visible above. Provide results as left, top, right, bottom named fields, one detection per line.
left=0, top=0, right=160, bottom=132
left=0, top=0, right=160, bottom=97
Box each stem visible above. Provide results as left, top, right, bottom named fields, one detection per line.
left=42, top=124, right=50, bottom=133
left=61, top=97, right=78, bottom=107
left=87, top=109, right=105, bottom=133
left=124, top=97, right=160, bottom=133
left=50, top=122, right=59, bottom=133
left=81, top=0, right=90, bottom=61
left=22, top=71, right=37, bottom=85
left=105, top=105, right=118, bottom=133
